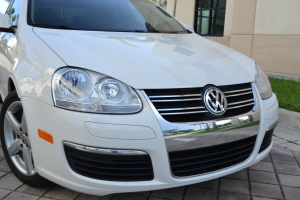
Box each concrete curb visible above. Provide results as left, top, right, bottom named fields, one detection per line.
left=274, top=108, right=300, bottom=145
left=266, top=72, right=300, bottom=80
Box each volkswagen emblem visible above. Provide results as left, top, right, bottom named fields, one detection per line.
left=204, top=87, right=227, bottom=115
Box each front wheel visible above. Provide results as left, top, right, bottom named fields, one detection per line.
left=0, top=91, right=49, bottom=186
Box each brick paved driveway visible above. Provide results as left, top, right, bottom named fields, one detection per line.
left=0, top=104, right=300, bottom=200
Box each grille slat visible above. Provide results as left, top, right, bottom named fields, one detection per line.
left=149, top=94, right=202, bottom=98
left=144, top=83, right=255, bottom=123
left=227, top=103, right=255, bottom=110
left=64, top=145, right=154, bottom=182
left=169, top=135, right=257, bottom=177
left=151, top=98, right=202, bottom=102
left=225, top=91, right=253, bottom=97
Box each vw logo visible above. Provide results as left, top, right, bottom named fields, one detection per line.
left=204, top=87, right=227, bottom=115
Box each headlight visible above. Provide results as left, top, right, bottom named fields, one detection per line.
left=255, top=65, right=272, bottom=99
left=52, top=68, right=142, bottom=114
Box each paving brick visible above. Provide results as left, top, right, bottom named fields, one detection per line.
left=39, top=198, right=55, bottom=200
left=262, top=154, right=272, bottom=162
left=16, top=184, right=54, bottom=196
left=295, top=156, right=300, bottom=166
left=3, top=191, right=39, bottom=200
left=113, top=193, right=147, bottom=200
left=292, top=150, right=300, bottom=157
left=274, top=163, right=300, bottom=176
left=190, top=179, right=219, bottom=190
left=0, top=188, right=11, bottom=199
left=249, top=161, right=275, bottom=172
left=0, top=148, right=4, bottom=159
left=148, top=198, right=165, bottom=200
left=282, top=186, right=300, bottom=200
left=184, top=187, right=217, bottom=200
left=252, top=197, right=276, bottom=200
left=0, top=173, right=23, bottom=190
left=44, top=185, right=80, bottom=200
left=271, top=154, right=298, bottom=165
left=219, top=192, right=250, bottom=200
left=251, top=182, right=283, bottom=199
left=220, top=178, right=249, bottom=195
left=151, top=186, right=185, bottom=200
left=270, top=146, right=293, bottom=156
left=0, top=171, right=6, bottom=178
left=0, top=159, right=11, bottom=172
left=278, top=174, right=300, bottom=187
left=76, top=194, right=113, bottom=200
left=249, top=170, right=278, bottom=185
left=225, top=169, right=248, bottom=181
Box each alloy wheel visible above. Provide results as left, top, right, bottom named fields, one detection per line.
left=3, top=101, right=36, bottom=176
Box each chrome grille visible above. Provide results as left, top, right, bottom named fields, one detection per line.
left=144, top=83, right=255, bottom=123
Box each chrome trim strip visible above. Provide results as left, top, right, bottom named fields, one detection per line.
left=158, top=106, right=206, bottom=111
left=267, top=121, right=278, bottom=132
left=149, top=94, right=202, bottom=98
left=151, top=98, right=202, bottom=102
left=161, top=110, right=208, bottom=115
left=64, top=142, right=147, bottom=155
left=224, top=88, right=252, bottom=94
left=228, top=99, right=254, bottom=106
left=227, top=103, right=255, bottom=110
left=226, top=91, right=253, bottom=97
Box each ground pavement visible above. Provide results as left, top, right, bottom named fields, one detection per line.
left=0, top=104, right=300, bottom=200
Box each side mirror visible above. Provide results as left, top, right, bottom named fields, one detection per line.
left=181, top=23, right=195, bottom=33
left=0, top=14, right=16, bottom=33
left=0, top=14, right=11, bottom=29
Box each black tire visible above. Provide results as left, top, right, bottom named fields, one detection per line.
left=0, top=91, right=50, bottom=186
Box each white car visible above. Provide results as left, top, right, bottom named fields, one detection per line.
left=0, top=0, right=278, bottom=196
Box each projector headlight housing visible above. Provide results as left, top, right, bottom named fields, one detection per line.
left=52, top=68, right=142, bottom=114
left=255, top=65, right=273, bottom=99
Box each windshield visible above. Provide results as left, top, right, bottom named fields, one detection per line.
left=28, top=0, right=187, bottom=33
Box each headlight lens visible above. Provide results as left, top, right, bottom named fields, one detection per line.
left=52, top=68, right=142, bottom=114
left=255, top=65, right=272, bottom=99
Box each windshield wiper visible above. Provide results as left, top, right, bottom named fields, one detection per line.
left=145, top=22, right=159, bottom=33
left=32, top=24, right=75, bottom=30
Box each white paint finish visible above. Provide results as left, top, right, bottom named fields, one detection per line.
left=0, top=14, right=10, bottom=28
left=85, top=122, right=156, bottom=140
left=34, top=29, right=256, bottom=89
left=255, top=0, right=300, bottom=35
left=21, top=95, right=278, bottom=196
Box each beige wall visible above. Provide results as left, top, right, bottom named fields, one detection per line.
left=166, top=0, right=300, bottom=75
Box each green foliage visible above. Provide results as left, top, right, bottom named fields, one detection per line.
left=269, top=77, right=300, bottom=112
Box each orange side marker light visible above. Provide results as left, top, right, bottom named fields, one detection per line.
left=38, top=129, right=54, bottom=144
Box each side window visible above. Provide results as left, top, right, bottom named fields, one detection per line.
left=7, top=0, right=22, bottom=26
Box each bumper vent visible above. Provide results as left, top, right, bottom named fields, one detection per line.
left=64, top=144, right=154, bottom=182
left=169, top=135, right=257, bottom=177
left=144, top=83, right=255, bottom=123
left=259, top=129, right=275, bottom=153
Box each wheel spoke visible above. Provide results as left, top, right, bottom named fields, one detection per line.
left=7, top=139, right=22, bottom=156
left=23, top=146, right=34, bottom=176
left=5, top=112, right=21, bottom=136
left=21, top=114, right=28, bottom=134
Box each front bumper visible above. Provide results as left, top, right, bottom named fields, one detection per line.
left=21, top=90, right=279, bottom=196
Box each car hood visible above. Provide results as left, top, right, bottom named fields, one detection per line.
left=33, top=28, right=256, bottom=89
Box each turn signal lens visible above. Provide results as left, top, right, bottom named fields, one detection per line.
left=38, top=130, right=54, bottom=144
